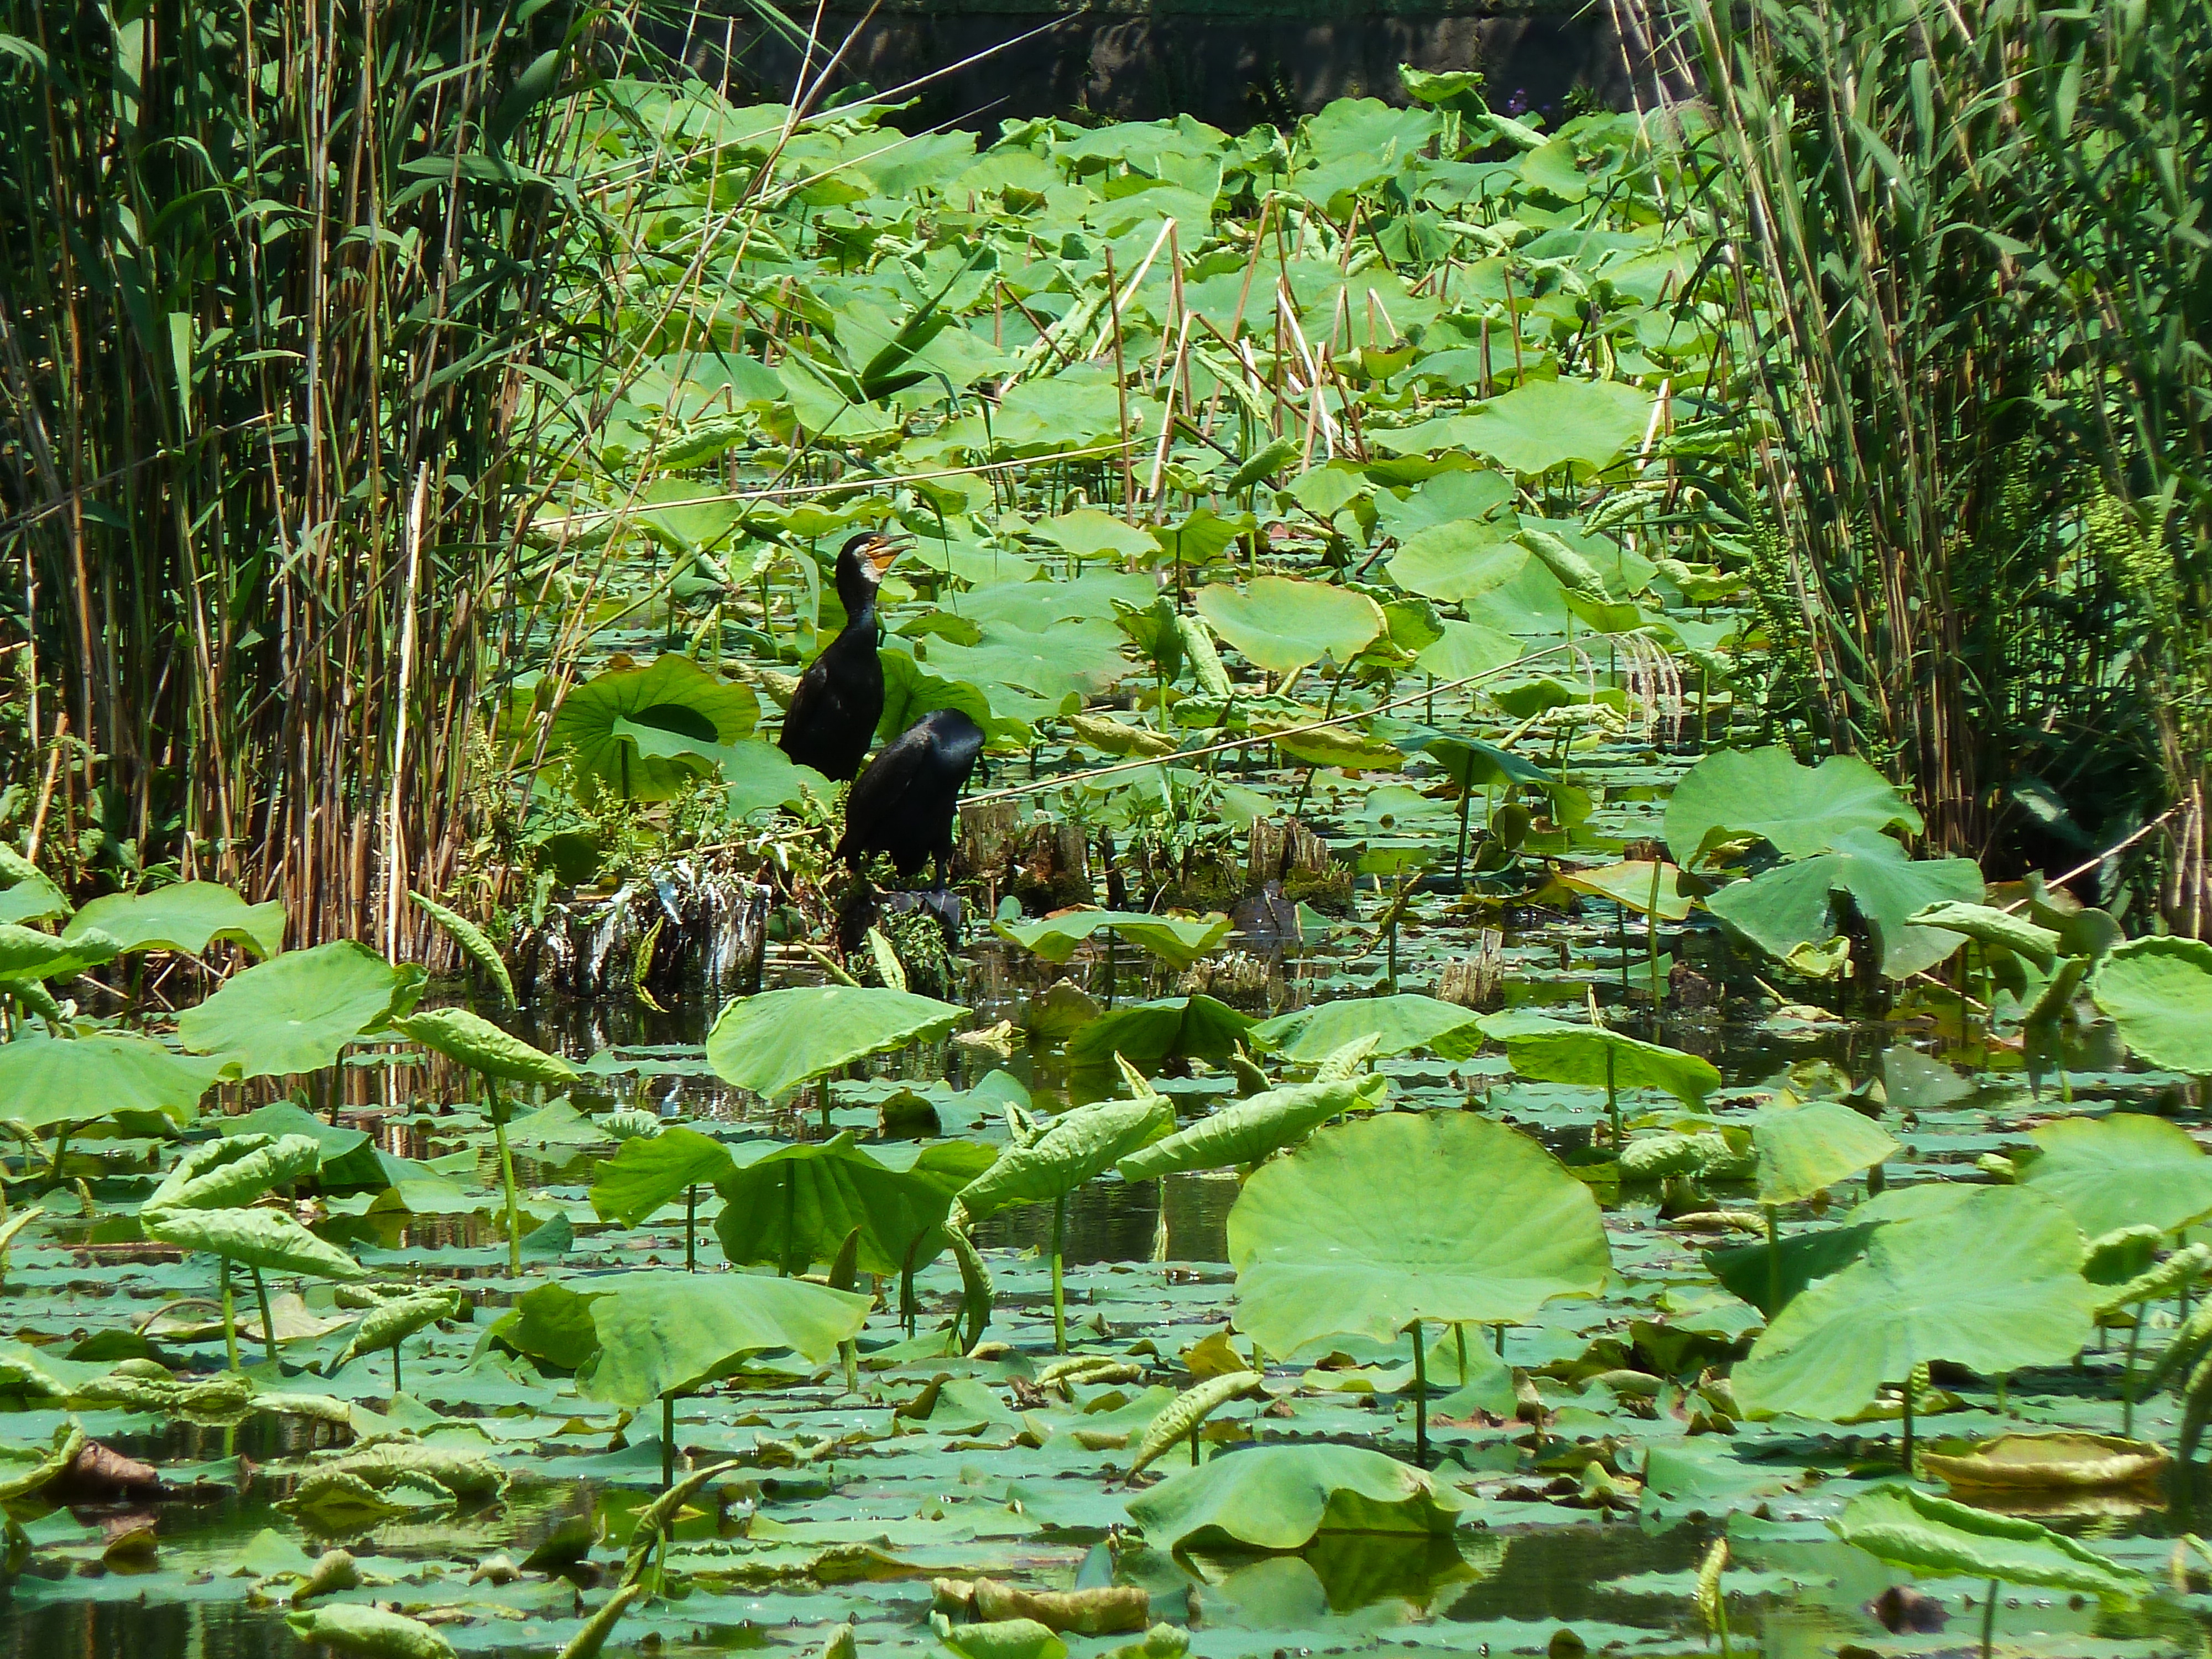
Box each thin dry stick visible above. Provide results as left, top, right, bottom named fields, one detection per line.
left=1102, top=247, right=1138, bottom=520
left=383, top=463, right=430, bottom=957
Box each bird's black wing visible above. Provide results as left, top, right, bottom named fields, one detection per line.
left=836, top=725, right=931, bottom=865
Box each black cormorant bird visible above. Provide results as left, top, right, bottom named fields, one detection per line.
left=778, top=530, right=902, bottom=780
left=836, top=708, right=987, bottom=888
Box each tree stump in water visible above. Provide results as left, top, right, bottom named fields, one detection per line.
left=513, top=863, right=769, bottom=1003
left=1437, top=928, right=1505, bottom=1010
left=1248, top=817, right=1352, bottom=914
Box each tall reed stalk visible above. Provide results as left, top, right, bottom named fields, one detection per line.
left=0, top=0, right=621, bottom=945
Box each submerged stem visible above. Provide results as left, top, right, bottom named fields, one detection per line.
left=221, top=1259, right=239, bottom=1373
left=487, top=1071, right=520, bottom=1279
left=1410, top=1321, right=1429, bottom=1469
left=251, top=1266, right=277, bottom=1363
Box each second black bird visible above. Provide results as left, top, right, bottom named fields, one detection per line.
left=778, top=531, right=901, bottom=781
left=836, top=708, right=986, bottom=889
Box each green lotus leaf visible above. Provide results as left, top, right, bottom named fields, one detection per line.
left=716, top=1133, right=996, bottom=1275
left=176, top=941, right=418, bottom=1078
left=285, top=1603, right=456, bottom=1659
left=705, top=985, right=967, bottom=1102
left=1193, top=576, right=1385, bottom=677
left=1904, top=901, right=2060, bottom=972
left=1556, top=859, right=1694, bottom=921
left=224, top=1100, right=371, bottom=1164
left=392, top=1008, right=578, bottom=1086
left=145, top=1133, right=322, bottom=1214
left=1417, top=734, right=1558, bottom=797
left=993, top=909, right=1233, bottom=971
left=1705, top=1222, right=1880, bottom=1319
left=62, top=881, right=286, bottom=960
left=2091, top=936, right=2212, bottom=1076
left=1415, top=620, right=1522, bottom=681
left=1117, top=1074, right=1387, bottom=1181
left=1704, top=829, right=1983, bottom=980
left=0, top=853, right=70, bottom=926
left=142, top=1202, right=366, bottom=1281
left=1832, top=1482, right=2143, bottom=1599
left=550, top=653, right=760, bottom=802
left=1126, top=1443, right=1462, bottom=1552
left=0, top=1031, right=228, bottom=1132
left=1249, top=994, right=1487, bottom=1063
left=1385, top=521, right=1527, bottom=604
left=575, top=1269, right=870, bottom=1405
left=1065, top=996, right=1255, bottom=1077
left=589, top=1125, right=740, bottom=1227
left=1752, top=1101, right=1899, bottom=1206
left=1666, top=746, right=1923, bottom=864
left=408, top=891, right=515, bottom=1008
left=1462, top=377, right=1655, bottom=476
left=1228, top=1113, right=1611, bottom=1355
left=2015, top=1113, right=2212, bottom=1239
left=1733, top=1188, right=2098, bottom=1422
left=0, top=922, right=121, bottom=983
left=1481, top=1014, right=1719, bottom=1105
left=958, top=1099, right=1173, bottom=1220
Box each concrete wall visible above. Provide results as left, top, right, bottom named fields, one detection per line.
left=661, top=0, right=1683, bottom=133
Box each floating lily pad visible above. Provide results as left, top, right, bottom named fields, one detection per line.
left=1126, top=1444, right=1461, bottom=1551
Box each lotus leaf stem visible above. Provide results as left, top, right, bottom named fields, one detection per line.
left=2124, top=1312, right=2146, bottom=1437
left=221, top=1259, right=240, bottom=1373
left=662, top=1395, right=676, bottom=1490
left=484, top=1071, right=521, bottom=1279
left=1764, top=1204, right=1782, bottom=1319
left=1051, top=1194, right=1068, bottom=1353
left=393, top=1343, right=403, bottom=1397
left=1980, top=1579, right=1997, bottom=1659
left=685, top=1185, right=698, bottom=1272
left=1646, top=860, right=1663, bottom=1006
left=251, top=1265, right=278, bottom=1362
left=1410, top=1321, right=1429, bottom=1469
left=1900, top=1379, right=1914, bottom=1474
left=1455, top=1325, right=1469, bottom=1386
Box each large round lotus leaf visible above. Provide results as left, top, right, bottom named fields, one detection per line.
left=0, top=1032, right=229, bottom=1131
left=550, top=653, right=760, bottom=802
left=1249, top=994, right=1486, bottom=1063
left=588, top=1125, right=739, bottom=1227
left=1832, top=1483, right=2143, bottom=1598
left=1118, top=1075, right=1387, bottom=1182
left=1126, top=1443, right=1461, bottom=1552
left=706, top=985, right=966, bottom=1102
left=1385, top=521, right=1528, bottom=604
left=1227, top=1113, right=1610, bottom=1355
left=140, top=1203, right=367, bottom=1281
left=62, top=882, right=286, bottom=959
left=958, top=1099, right=1173, bottom=1219
left=2092, top=937, right=2212, bottom=1076
left=1752, top=1102, right=1899, bottom=1206
left=1733, top=1188, right=2098, bottom=1422
left=1480, top=1014, right=1719, bottom=1105
left=1665, top=746, right=1923, bottom=865
left=177, top=941, right=413, bottom=1078
left=145, top=1133, right=322, bottom=1214
left=392, top=1009, right=577, bottom=1087
left=2016, top=1113, right=2212, bottom=1239
left=993, top=910, right=1233, bottom=972
left=1194, top=576, right=1384, bottom=677
left=1703, top=830, right=1983, bottom=981
left=717, top=1133, right=995, bottom=1274
left=576, top=1269, right=870, bottom=1405
left=1461, top=377, right=1655, bottom=476
left=0, top=922, right=121, bottom=983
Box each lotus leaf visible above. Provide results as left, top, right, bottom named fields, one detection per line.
left=1734, top=1189, right=2099, bottom=1421
left=176, top=941, right=416, bottom=1077
left=1228, top=1113, right=1610, bottom=1355
left=1415, top=620, right=1522, bottom=681
left=143, top=1203, right=366, bottom=1281
left=993, top=909, right=1233, bottom=971
left=1557, top=860, right=1694, bottom=921
left=2015, top=1113, right=2212, bottom=1239
left=1704, top=828, right=1983, bottom=980
left=551, top=653, right=760, bottom=802
left=1905, top=901, right=2060, bottom=971
left=589, top=1125, right=739, bottom=1227
left=1065, top=996, right=1254, bottom=1077
left=1126, top=1443, right=1461, bottom=1551
left=1462, top=377, right=1653, bottom=475
left=144, top=1133, right=321, bottom=1214
left=575, top=1269, right=870, bottom=1405
left=1385, top=523, right=1527, bottom=604
left=1481, top=1015, right=1719, bottom=1105
left=392, top=1008, right=577, bottom=1086
left=1752, top=1102, right=1899, bottom=1206
left=957, top=1099, right=1173, bottom=1220
left=1832, top=1482, right=2143, bottom=1599
left=1248, top=994, right=1486, bottom=1063
left=0, top=922, right=120, bottom=983
left=0, top=1032, right=227, bottom=1131
left=1117, top=1075, right=1387, bottom=1181
left=706, top=984, right=967, bottom=1101
left=63, top=881, right=286, bottom=959
left=1919, top=1431, right=2170, bottom=1493
left=285, top=1604, right=456, bottom=1659
left=1194, top=576, right=1384, bottom=677
left=1666, top=747, right=1923, bottom=864
left=715, top=1133, right=995, bottom=1275
left=2092, top=936, right=2212, bottom=1074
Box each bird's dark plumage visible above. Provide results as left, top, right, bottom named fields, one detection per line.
left=836, top=709, right=986, bottom=885
left=779, top=532, right=901, bottom=781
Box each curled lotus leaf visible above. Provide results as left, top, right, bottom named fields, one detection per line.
left=0, top=922, right=121, bottom=983
left=145, top=1133, right=321, bottom=1215
left=1919, top=1431, right=2171, bottom=1494
left=1117, top=1075, right=1387, bottom=1182
left=142, top=1204, right=367, bottom=1281
left=958, top=1097, right=1174, bottom=1220
left=1832, top=1481, right=2144, bottom=1599
left=63, top=881, right=286, bottom=961
left=392, top=1008, right=578, bottom=1086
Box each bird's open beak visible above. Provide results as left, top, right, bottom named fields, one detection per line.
left=864, top=534, right=906, bottom=577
